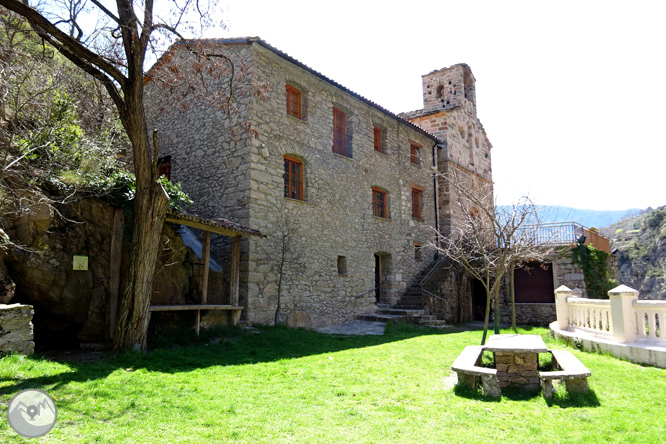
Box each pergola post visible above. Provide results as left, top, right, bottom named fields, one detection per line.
left=229, top=235, right=241, bottom=325
left=195, top=231, right=211, bottom=336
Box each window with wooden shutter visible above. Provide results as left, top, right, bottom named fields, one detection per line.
left=411, top=187, right=423, bottom=219
left=372, top=187, right=387, bottom=218
left=283, top=156, right=303, bottom=200
left=410, top=143, right=421, bottom=165
left=373, top=126, right=382, bottom=152
left=332, top=108, right=347, bottom=156
left=286, top=85, right=301, bottom=119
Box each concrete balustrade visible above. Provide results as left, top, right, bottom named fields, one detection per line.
left=551, top=285, right=666, bottom=368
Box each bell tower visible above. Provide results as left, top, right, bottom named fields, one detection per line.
left=422, top=64, right=476, bottom=115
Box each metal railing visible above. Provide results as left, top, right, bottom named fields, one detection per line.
left=516, top=222, right=611, bottom=253
left=355, top=287, right=378, bottom=299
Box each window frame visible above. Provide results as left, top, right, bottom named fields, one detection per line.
left=373, top=126, right=382, bottom=153
left=411, top=186, right=424, bottom=219
left=283, top=155, right=304, bottom=201
left=372, top=187, right=388, bottom=219
left=286, top=84, right=302, bottom=119
left=410, top=142, right=421, bottom=166
left=157, top=155, right=171, bottom=180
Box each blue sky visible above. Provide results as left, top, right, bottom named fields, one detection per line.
left=213, top=0, right=666, bottom=211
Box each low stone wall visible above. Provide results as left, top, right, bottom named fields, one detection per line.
left=501, top=303, right=557, bottom=327
left=0, top=304, right=34, bottom=355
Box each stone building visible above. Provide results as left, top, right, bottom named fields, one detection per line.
left=146, top=38, right=450, bottom=328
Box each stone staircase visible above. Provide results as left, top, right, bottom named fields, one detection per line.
left=356, top=260, right=450, bottom=329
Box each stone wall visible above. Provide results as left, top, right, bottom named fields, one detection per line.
left=145, top=40, right=439, bottom=329
left=0, top=304, right=34, bottom=355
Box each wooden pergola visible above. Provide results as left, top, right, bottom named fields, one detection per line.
left=109, top=208, right=263, bottom=337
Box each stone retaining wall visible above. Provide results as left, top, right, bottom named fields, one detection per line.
left=0, top=304, right=34, bottom=355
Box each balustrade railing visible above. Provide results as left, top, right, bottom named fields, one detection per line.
left=555, top=285, right=666, bottom=345
left=633, top=300, right=666, bottom=340
left=567, top=298, right=612, bottom=337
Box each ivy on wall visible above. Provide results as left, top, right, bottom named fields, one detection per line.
left=569, top=244, right=618, bottom=299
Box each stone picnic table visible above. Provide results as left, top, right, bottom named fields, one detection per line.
left=483, top=334, right=548, bottom=390
left=451, top=334, right=591, bottom=398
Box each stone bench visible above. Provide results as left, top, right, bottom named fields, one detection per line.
left=539, top=349, right=591, bottom=399
left=451, top=345, right=501, bottom=397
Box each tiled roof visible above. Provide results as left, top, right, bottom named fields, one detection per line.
left=166, top=208, right=263, bottom=238
left=154, top=37, right=441, bottom=144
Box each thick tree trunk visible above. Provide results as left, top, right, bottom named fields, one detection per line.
left=113, top=181, right=169, bottom=352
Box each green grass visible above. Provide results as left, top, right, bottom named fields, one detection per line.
left=1, top=324, right=665, bottom=443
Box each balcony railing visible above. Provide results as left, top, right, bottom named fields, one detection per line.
left=516, top=222, right=610, bottom=253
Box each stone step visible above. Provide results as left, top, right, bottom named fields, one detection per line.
left=418, top=319, right=447, bottom=326
left=391, top=304, right=424, bottom=310
left=356, top=313, right=407, bottom=323
left=376, top=308, right=424, bottom=317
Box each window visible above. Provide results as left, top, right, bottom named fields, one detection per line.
left=411, top=187, right=423, bottom=219
left=414, top=242, right=423, bottom=261
left=333, top=107, right=350, bottom=157
left=157, top=156, right=171, bottom=180
left=337, top=256, right=347, bottom=275
left=286, top=85, right=301, bottom=119
left=283, top=156, right=303, bottom=200
left=372, top=187, right=387, bottom=218
left=410, top=143, right=421, bottom=165
left=373, top=126, right=382, bottom=152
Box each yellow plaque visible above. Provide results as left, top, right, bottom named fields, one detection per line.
left=73, top=255, right=88, bottom=271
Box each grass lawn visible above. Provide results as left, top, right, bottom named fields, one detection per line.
left=1, top=323, right=665, bottom=443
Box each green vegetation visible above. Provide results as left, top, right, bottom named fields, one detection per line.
left=2, top=324, right=665, bottom=443
left=570, top=244, right=619, bottom=299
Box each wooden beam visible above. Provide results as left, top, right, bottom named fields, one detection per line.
left=108, top=207, right=124, bottom=339
left=230, top=235, right=241, bottom=311
left=149, top=304, right=244, bottom=311
left=201, top=231, right=211, bottom=304
left=165, top=216, right=253, bottom=238
left=196, top=231, right=211, bottom=336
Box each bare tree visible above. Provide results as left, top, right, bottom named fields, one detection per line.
left=430, top=168, right=554, bottom=344
left=0, top=0, right=240, bottom=351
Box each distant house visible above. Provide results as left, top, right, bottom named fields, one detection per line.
left=145, top=37, right=494, bottom=328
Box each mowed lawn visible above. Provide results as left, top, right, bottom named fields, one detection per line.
left=1, top=323, right=665, bottom=443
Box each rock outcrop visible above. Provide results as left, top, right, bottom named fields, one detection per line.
left=0, top=304, right=34, bottom=355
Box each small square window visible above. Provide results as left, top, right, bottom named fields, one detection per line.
left=337, top=256, right=347, bottom=275
left=372, top=187, right=387, bottom=218
left=414, top=243, right=423, bottom=261
left=286, top=85, right=301, bottom=119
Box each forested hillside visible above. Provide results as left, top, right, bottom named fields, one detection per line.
left=601, top=206, right=666, bottom=300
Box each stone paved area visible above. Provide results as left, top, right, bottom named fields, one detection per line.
left=316, top=320, right=386, bottom=336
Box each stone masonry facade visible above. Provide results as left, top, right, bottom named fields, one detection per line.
left=146, top=38, right=442, bottom=328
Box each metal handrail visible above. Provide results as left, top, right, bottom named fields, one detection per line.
left=355, top=287, right=378, bottom=299
left=420, top=258, right=445, bottom=288
left=421, top=288, right=446, bottom=303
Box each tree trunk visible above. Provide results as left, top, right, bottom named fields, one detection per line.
left=481, top=289, right=491, bottom=345
left=113, top=181, right=169, bottom=352
left=493, top=286, right=500, bottom=334
left=510, top=266, right=517, bottom=333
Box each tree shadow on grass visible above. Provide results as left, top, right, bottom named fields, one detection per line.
left=545, top=387, right=601, bottom=408
left=452, top=381, right=600, bottom=407
left=0, top=321, right=464, bottom=399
